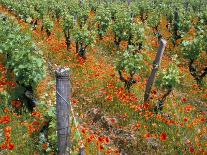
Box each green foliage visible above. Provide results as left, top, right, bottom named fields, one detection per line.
left=115, top=46, right=145, bottom=75
left=62, top=14, right=74, bottom=32
left=72, top=25, right=96, bottom=48
left=48, top=0, right=64, bottom=19
left=130, top=22, right=145, bottom=49
left=147, top=11, right=161, bottom=29
left=108, top=2, right=121, bottom=20
left=88, top=0, right=98, bottom=11
left=95, top=5, right=111, bottom=38
left=43, top=16, right=54, bottom=34
left=0, top=91, right=10, bottom=109
left=177, top=12, right=192, bottom=37
left=136, top=0, right=151, bottom=21
left=46, top=106, right=57, bottom=152
left=156, top=57, right=181, bottom=90
left=0, top=16, right=45, bottom=88
left=129, top=2, right=141, bottom=18
left=112, top=8, right=132, bottom=42
left=181, top=30, right=207, bottom=60
left=77, top=2, right=90, bottom=27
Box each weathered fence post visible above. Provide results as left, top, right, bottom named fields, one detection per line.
left=56, top=68, right=71, bottom=155
left=80, top=146, right=86, bottom=155
left=144, top=39, right=167, bottom=103
left=127, top=0, right=131, bottom=5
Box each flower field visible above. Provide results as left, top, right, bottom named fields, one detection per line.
left=0, top=0, right=206, bottom=154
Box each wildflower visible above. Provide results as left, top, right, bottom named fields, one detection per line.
left=11, top=100, right=22, bottom=109
left=89, top=134, right=95, bottom=140
left=98, top=136, right=104, bottom=143
left=5, top=132, right=11, bottom=141
left=1, top=143, right=7, bottom=150
left=181, top=97, right=187, bottom=103
left=0, top=115, right=11, bottom=124
left=189, top=147, right=194, bottom=153
left=4, top=108, right=9, bottom=113
left=8, top=143, right=15, bottom=150
left=42, top=143, right=48, bottom=150
left=184, top=117, right=188, bottom=122
left=104, top=136, right=110, bottom=144
left=32, top=121, right=41, bottom=130
left=99, top=144, right=104, bottom=151
left=87, top=134, right=95, bottom=143
left=31, top=112, right=41, bottom=118
left=160, top=132, right=167, bottom=141
left=81, top=128, right=87, bottom=134
left=4, top=126, right=12, bottom=133
left=105, top=95, right=113, bottom=101
left=136, top=122, right=141, bottom=129
left=110, top=118, right=117, bottom=124
left=144, top=133, right=151, bottom=139
left=184, top=105, right=193, bottom=113
left=71, top=98, right=79, bottom=105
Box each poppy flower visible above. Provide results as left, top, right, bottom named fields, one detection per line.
left=81, top=128, right=87, bottom=134
left=181, top=97, right=187, bottom=102
left=136, top=122, right=141, bottom=129
left=105, top=95, right=113, bottom=101
left=99, top=144, right=104, bottom=151
left=184, top=117, right=188, bottom=122
left=160, top=132, right=167, bottom=141
left=11, top=100, right=22, bottom=109
left=0, top=115, right=11, bottom=124
left=71, top=98, right=79, bottom=105
left=144, top=133, right=151, bottom=139
left=8, top=143, right=15, bottom=150
left=1, top=143, right=7, bottom=150
left=98, top=136, right=104, bottom=143
left=104, top=136, right=110, bottom=144
left=189, top=147, right=194, bottom=153
left=42, top=143, right=48, bottom=150
left=4, top=126, right=12, bottom=133
left=110, top=118, right=117, bottom=124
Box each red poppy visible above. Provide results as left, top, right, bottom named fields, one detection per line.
left=0, top=115, right=11, bottom=124
left=32, top=112, right=41, bottom=118
left=105, top=95, right=113, bottom=101
left=136, top=122, right=141, bottom=129
left=4, top=126, right=12, bottom=133
left=104, top=136, right=110, bottom=144
left=99, top=144, right=104, bottom=151
left=181, top=97, right=187, bottom=102
left=200, top=117, right=206, bottom=122
left=144, top=133, right=151, bottom=139
left=98, top=136, right=104, bottom=143
left=71, top=98, right=79, bottom=105
left=110, top=118, right=117, bottom=124
left=89, top=134, right=95, bottom=140
left=1, top=143, right=7, bottom=150
left=189, top=147, right=194, bottom=153
left=11, top=100, right=22, bottom=109
left=184, top=117, right=188, bottom=122
left=8, top=143, right=15, bottom=150
left=4, top=108, right=9, bottom=113
left=184, top=105, right=193, bottom=113
left=160, top=132, right=167, bottom=141
left=81, top=128, right=87, bottom=134
left=42, top=143, right=48, bottom=150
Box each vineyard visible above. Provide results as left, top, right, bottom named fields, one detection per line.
left=0, top=0, right=206, bottom=154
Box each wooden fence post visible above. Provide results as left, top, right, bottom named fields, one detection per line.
left=56, top=68, right=71, bottom=155
left=127, top=0, right=131, bottom=5
left=144, top=39, right=167, bottom=103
